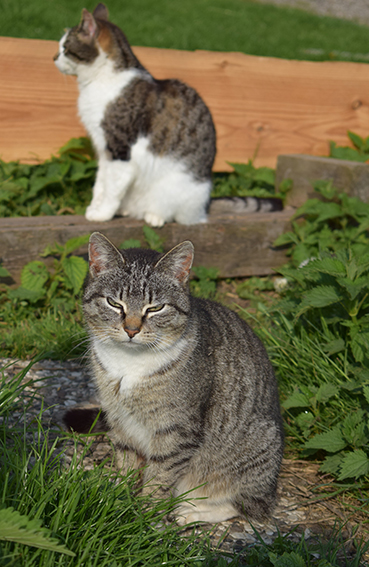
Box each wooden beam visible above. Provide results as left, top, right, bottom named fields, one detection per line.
left=1, top=36, right=369, bottom=170
left=0, top=209, right=292, bottom=284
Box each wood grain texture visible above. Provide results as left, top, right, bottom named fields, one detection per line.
left=0, top=210, right=292, bottom=284
left=1, top=36, right=369, bottom=169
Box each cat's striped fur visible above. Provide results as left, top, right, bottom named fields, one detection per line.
left=54, top=4, right=216, bottom=227
left=67, top=232, right=284, bottom=524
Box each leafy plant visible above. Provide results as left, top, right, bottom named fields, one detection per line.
left=142, top=225, right=166, bottom=252
left=0, top=137, right=96, bottom=217
left=329, top=131, right=369, bottom=163
left=120, top=225, right=166, bottom=253
left=274, top=180, right=369, bottom=266
left=190, top=266, right=219, bottom=299
left=236, top=276, right=276, bottom=303
left=0, top=236, right=89, bottom=359
left=7, top=235, right=89, bottom=309
left=212, top=161, right=291, bottom=202
left=267, top=188, right=369, bottom=480
left=0, top=507, right=75, bottom=556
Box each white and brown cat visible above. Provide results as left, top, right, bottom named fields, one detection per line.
left=54, top=4, right=216, bottom=227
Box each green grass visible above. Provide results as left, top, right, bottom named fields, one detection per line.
left=1, top=361, right=368, bottom=566
left=1, top=0, right=369, bottom=63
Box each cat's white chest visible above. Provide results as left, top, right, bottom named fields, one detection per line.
left=92, top=337, right=184, bottom=456
left=93, top=338, right=162, bottom=391
left=77, top=59, right=141, bottom=154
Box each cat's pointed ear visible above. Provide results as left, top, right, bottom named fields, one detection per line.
left=155, top=241, right=194, bottom=285
left=88, top=232, right=124, bottom=277
left=80, top=8, right=99, bottom=39
left=93, top=3, right=109, bottom=21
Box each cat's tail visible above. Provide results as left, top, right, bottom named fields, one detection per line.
left=63, top=405, right=110, bottom=434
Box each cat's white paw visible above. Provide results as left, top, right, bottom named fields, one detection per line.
left=175, top=502, right=238, bottom=525
left=144, top=212, right=166, bottom=228
left=85, top=205, right=115, bottom=222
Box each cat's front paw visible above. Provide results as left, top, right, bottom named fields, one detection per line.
left=85, top=205, right=115, bottom=222
left=144, top=212, right=166, bottom=228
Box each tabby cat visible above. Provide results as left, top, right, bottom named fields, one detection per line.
left=54, top=4, right=216, bottom=227
left=65, top=232, right=284, bottom=525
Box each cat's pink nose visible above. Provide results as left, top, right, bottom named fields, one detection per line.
left=124, top=327, right=140, bottom=339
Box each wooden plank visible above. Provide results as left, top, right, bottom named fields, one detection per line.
left=276, top=154, right=369, bottom=208
left=1, top=36, right=369, bottom=170
left=0, top=209, right=292, bottom=284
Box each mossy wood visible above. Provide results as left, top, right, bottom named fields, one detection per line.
left=0, top=210, right=292, bottom=284
left=1, top=36, right=369, bottom=169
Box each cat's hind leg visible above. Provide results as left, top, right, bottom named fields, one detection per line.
left=86, top=157, right=136, bottom=222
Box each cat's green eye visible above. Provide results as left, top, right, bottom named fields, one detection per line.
left=146, top=304, right=164, bottom=314
left=107, top=297, right=123, bottom=310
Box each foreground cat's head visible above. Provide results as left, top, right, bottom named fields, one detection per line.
left=83, top=232, right=194, bottom=349
left=54, top=3, right=141, bottom=76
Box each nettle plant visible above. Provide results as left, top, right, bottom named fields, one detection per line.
left=329, top=130, right=369, bottom=163
left=212, top=160, right=291, bottom=202
left=7, top=235, right=90, bottom=312
left=272, top=183, right=369, bottom=480
left=274, top=180, right=369, bottom=267
left=0, top=138, right=96, bottom=218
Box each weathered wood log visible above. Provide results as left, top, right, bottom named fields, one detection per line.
left=276, top=154, right=369, bottom=208
left=0, top=209, right=292, bottom=284
left=1, top=36, right=369, bottom=169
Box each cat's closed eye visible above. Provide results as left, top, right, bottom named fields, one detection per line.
left=106, top=297, right=124, bottom=311
left=145, top=304, right=165, bottom=314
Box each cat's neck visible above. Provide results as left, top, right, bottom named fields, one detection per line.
left=75, top=49, right=145, bottom=88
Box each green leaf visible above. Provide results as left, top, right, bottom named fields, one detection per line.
left=350, top=330, right=369, bottom=363
left=329, top=141, right=368, bottom=163
left=337, top=449, right=369, bottom=480
left=273, top=231, right=298, bottom=247
left=63, top=234, right=90, bottom=256
left=304, top=425, right=347, bottom=453
left=322, top=338, right=345, bottom=355
left=228, top=161, right=253, bottom=177
left=296, top=411, right=315, bottom=431
left=0, top=265, right=11, bottom=278
left=320, top=453, right=345, bottom=475
left=21, top=261, right=49, bottom=291
left=120, top=238, right=142, bottom=249
left=8, top=286, right=46, bottom=303
left=315, top=383, right=338, bottom=404
left=253, top=166, right=275, bottom=186
left=336, top=276, right=368, bottom=301
left=61, top=256, right=88, bottom=295
left=347, top=130, right=365, bottom=151
left=312, top=179, right=338, bottom=200
left=0, top=507, right=75, bottom=556
left=143, top=225, right=165, bottom=252
left=303, top=257, right=346, bottom=277
left=58, top=136, right=95, bottom=160
left=297, top=285, right=342, bottom=316
left=268, top=551, right=306, bottom=567
left=282, top=389, right=310, bottom=409
left=363, top=386, right=369, bottom=405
